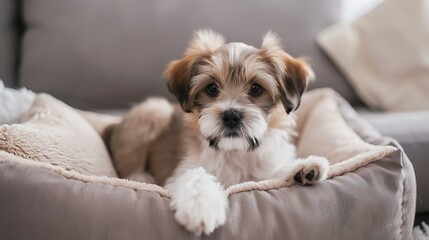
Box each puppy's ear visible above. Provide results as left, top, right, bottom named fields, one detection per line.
left=164, top=57, right=195, bottom=113
left=280, top=56, right=314, bottom=114
left=260, top=32, right=314, bottom=114
left=164, top=29, right=225, bottom=112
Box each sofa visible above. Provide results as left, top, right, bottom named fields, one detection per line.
left=1, top=0, right=427, bottom=227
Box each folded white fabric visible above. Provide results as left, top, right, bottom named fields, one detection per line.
left=0, top=80, right=36, bottom=124
left=317, top=0, right=429, bottom=112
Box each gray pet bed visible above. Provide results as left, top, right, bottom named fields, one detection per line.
left=0, top=89, right=416, bottom=240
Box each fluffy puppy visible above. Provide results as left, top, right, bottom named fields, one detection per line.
left=108, top=30, right=329, bottom=235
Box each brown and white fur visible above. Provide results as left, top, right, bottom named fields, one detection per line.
left=108, top=30, right=329, bottom=235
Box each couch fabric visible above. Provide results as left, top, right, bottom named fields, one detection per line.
left=19, top=0, right=360, bottom=109
left=0, top=0, right=18, bottom=87
left=0, top=89, right=416, bottom=239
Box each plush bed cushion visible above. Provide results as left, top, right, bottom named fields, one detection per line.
left=0, top=89, right=416, bottom=239
left=297, top=92, right=385, bottom=165
left=0, top=94, right=117, bottom=177
left=19, top=0, right=360, bottom=109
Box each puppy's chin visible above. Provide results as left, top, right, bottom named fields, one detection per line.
left=209, top=137, right=260, bottom=151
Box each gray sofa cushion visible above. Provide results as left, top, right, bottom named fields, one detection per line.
left=359, top=110, right=429, bottom=213
left=0, top=0, right=18, bottom=87
left=19, top=0, right=360, bottom=109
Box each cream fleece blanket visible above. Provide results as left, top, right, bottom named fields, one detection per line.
left=0, top=94, right=117, bottom=177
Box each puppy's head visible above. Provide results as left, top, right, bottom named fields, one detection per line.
left=164, top=30, right=314, bottom=151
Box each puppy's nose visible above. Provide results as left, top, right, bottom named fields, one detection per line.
left=222, top=109, right=241, bottom=129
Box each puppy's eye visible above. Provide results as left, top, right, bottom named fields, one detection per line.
left=206, top=83, right=219, bottom=97
left=250, top=84, right=263, bottom=97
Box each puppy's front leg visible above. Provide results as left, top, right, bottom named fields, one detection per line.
left=273, top=156, right=329, bottom=185
left=165, top=167, right=228, bottom=235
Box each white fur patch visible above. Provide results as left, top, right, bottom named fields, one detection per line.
left=0, top=81, right=36, bottom=124
left=217, top=137, right=249, bottom=151
left=226, top=42, right=256, bottom=66
left=188, top=29, right=225, bottom=55
left=166, top=167, right=228, bottom=235
left=261, top=31, right=282, bottom=52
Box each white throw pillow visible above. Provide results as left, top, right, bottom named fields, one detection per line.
left=317, top=0, right=429, bottom=111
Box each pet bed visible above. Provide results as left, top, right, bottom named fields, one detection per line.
left=0, top=89, right=416, bottom=239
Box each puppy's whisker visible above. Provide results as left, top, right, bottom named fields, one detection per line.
left=213, top=124, right=224, bottom=134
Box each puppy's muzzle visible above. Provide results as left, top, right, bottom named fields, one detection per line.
left=221, top=109, right=241, bottom=129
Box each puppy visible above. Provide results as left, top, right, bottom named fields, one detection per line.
left=108, top=30, right=329, bottom=235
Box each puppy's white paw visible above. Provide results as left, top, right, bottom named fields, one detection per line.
left=166, top=168, right=228, bottom=235
left=293, top=156, right=329, bottom=185
left=173, top=193, right=227, bottom=235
